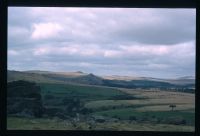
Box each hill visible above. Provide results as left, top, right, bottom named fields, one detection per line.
left=7, top=70, right=195, bottom=91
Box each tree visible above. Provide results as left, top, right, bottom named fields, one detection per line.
left=7, top=80, right=44, bottom=118
left=169, top=104, right=176, bottom=111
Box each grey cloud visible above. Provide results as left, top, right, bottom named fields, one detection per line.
left=109, top=9, right=195, bottom=45
left=8, top=8, right=195, bottom=78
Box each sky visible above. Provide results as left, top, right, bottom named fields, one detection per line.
left=8, top=7, right=196, bottom=78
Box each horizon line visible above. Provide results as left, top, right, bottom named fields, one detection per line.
left=7, top=69, right=195, bottom=80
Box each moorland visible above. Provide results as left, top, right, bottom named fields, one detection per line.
left=7, top=70, right=195, bottom=131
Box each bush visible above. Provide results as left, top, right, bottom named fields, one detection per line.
left=55, top=112, right=68, bottom=119
left=129, top=116, right=136, bottom=121
left=44, top=107, right=63, bottom=117
left=79, top=108, right=91, bottom=115
left=165, top=117, right=187, bottom=125
left=44, top=94, right=55, bottom=100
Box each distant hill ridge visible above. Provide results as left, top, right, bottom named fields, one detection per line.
left=7, top=70, right=195, bottom=90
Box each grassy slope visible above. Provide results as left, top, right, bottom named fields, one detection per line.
left=85, top=89, right=195, bottom=113
left=40, top=83, right=125, bottom=101
left=8, top=71, right=66, bottom=84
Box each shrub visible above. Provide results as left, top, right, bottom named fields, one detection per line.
left=44, top=94, right=55, bottom=100
left=129, top=116, right=136, bottom=121
left=165, top=117, right=187, bottom=125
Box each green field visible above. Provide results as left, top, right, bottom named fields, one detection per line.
left=93, top=108, right=194, bottom=125
left=40, top=83, right=125, bottom=101
left=7, top=82, right=195, bottom=131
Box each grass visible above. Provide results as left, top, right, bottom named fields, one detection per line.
left=39, top=83, right=125, bottom=101
left=85, top=88, right=195, bottom=109
left=135, top=104, right=195, bottom=112
left=93, top=108, right=195, bottom=125
left=85, top=99, right=195, bottom=111
left=7, top=81, right=195, bottom=131
left=120, top=88, right=195, bottom=104
left=7, top=117, right=194, bottom=131
left=85, top=100, right=132, bottom=108
left=38, top=82, right=195, bottom=128
left=7, top=117, right=72, bottom=130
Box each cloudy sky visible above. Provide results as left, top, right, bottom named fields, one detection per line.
left=8, top=7, right=196, bottom=78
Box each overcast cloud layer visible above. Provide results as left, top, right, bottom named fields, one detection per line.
left=8, top=7, right=196, bottom=78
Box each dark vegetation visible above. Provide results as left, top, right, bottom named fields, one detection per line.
left=7, top=80, right=44, bottom=117
left=7, top=81, right=93, bottom=119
